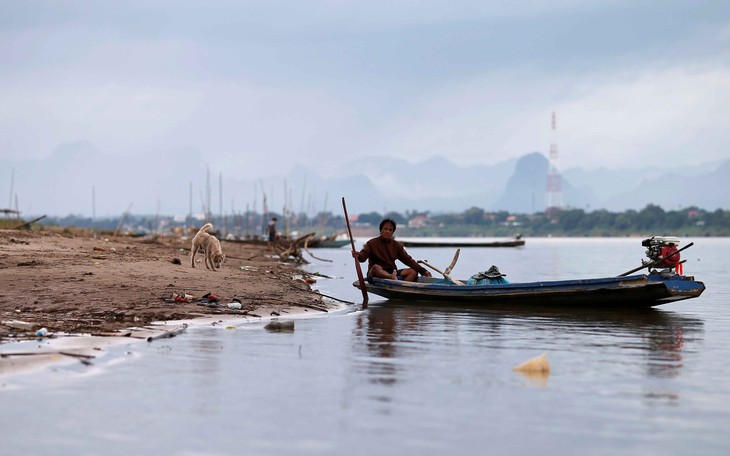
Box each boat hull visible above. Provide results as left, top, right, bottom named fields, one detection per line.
left=307, top=240, right=350, bottom=248
left=354, top=272, right=705, bottom=308
left=399, top=239, right=525, bottom=248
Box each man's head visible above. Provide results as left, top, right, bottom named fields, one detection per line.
left=379, top=218, right=396, bottom=231
left=379, top=218, right=396, bottom=240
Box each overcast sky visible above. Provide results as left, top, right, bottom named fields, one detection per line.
left=1, top=0, right=729, bottom=178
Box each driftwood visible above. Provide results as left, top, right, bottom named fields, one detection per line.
left=0, top=351, right=96, bottom=360
left=12, top=214, right=46, bottom=230
left=311, top=272, right=341, bottom=279
left=146, top=324, right=188, bottom=342
left=314, top=291, right=355, bottom=305
left=303, top=235, right=333, bottom=262
left=253, top=294, right=330, bottom=312
left=89, top=331, right=132, bottom=337
left=288, top=302, right=329, bottom=312
left=276, top=232, right=317, bottom=263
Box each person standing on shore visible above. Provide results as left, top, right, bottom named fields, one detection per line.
left=353, top=218, right=431, bottom=282
left=267, top=217, right=279, bottom=248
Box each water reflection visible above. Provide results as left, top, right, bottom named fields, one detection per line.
left=457, top=303, right=704, bottom=379
left=355, top=302, right=704, bottom=387
left=355, top=306, right=419, bottom=386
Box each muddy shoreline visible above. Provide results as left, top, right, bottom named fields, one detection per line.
left=0, top=228, right=337, bottom=341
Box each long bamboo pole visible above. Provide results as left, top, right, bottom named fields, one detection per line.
left=342, top=197, right=368, bottom=306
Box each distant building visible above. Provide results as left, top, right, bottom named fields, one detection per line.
left=408, top=215, right=431, bottom=229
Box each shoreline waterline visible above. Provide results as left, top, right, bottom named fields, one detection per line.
left=0, top=298, right=349, bottom=380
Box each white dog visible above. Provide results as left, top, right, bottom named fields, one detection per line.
left=191, top=223, right=225, bottom=271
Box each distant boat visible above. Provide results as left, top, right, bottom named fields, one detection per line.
left=398, top=237, right=525, bottom=248
left=306, top=232, right=350, bottom=248
left=307, top=239, right=350, bottom=248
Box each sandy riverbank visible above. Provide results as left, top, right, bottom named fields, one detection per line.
left=0, top=227, right=344, bottom=375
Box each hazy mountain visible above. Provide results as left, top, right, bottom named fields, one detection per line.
left=315, top=155, right=520, bottom=213
left=601, top=160, right=730, bottom=211
left=2, top=141, right=728, bottom=218
left=492, top=152, right=595, bottom=213
left=327, top=155, right=518, bottom=201
left=1, top=142, right=209, bottom=217
left=562, top=161, right=723, bottom=202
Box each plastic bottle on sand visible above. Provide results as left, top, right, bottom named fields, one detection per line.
left=1, top=320, right=36, bottom=330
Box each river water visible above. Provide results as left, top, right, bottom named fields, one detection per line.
left=1, top=237, right=729, bottom=455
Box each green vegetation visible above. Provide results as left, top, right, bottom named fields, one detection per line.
left=393, top=205, right=730, bottom=237
left=18, top=204, right=730, bottom=237
left=0, top=218, right=21, bottom=229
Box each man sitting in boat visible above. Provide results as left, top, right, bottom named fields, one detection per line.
left=353, top=218, right=432, bottom=282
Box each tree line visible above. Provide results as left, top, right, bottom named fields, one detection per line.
left=25, top=204, right=730, bottom=237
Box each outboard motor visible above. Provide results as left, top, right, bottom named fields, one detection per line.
left=641, top=236, right=681, bottom=272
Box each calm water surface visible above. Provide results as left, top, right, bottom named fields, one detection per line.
left=2, top=238, right=729, bottom=455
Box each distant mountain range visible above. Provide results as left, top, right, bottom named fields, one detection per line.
left=1, top=142, right=728, bottom=217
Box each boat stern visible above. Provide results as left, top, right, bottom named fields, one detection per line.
left=647, top=272, right=706, bottom=303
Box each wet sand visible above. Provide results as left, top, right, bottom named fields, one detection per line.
left=0, top=227, right=340, bottom=375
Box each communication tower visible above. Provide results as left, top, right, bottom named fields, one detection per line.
left=545, top=112, right=564, bottom=216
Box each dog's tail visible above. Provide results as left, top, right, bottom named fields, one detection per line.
left=197, top=223, right=214, bottom=235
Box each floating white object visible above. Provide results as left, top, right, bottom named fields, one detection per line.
left=513, top=353, right=550, bottom=373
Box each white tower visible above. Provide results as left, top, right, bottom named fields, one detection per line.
left=546, top=112, right=564, bottom=216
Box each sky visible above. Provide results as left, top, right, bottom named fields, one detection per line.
left=1, top=0, right=729, bottom=179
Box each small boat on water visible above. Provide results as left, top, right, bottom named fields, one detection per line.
left=354, top=272, right=704, bottom=308
left=308, top=239, right=350, bottom=248
left=398, top=238, right=525, bottom=248
left=352, top=236, right=705, bottom=308
left=306, top=232, right=350, bottom=248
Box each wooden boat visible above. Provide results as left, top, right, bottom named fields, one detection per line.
left=398, top=238, right=525, bottom=248
left=307, top=239, right=350, bottom=248
left=302, top=232, right=351, bottom=248
left=222, top=237, right=291, bottom=248
left=353, top=272, right=705, bottom=308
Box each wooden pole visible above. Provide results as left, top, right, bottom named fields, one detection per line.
left=113, top=203, right=133, bottom=240
left=219, top=172, right=223, bottom=231
left=91, top=186, right=96, bottom=238
left=8, top=167, right=14, bottom=209
left=342, top=197, right=368, bottom=306
left=417, top=260, right=464, bottom=285
left=12, top=214, right=46, bottom=230
left=445, top=248, right=460, bottom=275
